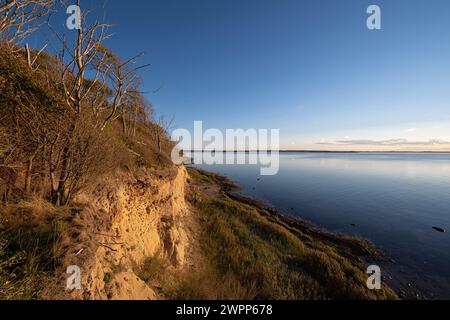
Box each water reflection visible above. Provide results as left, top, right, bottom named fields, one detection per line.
left=195, top=152, right=450, bottom=298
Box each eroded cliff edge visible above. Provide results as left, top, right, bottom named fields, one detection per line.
left=44, top=166, right=192, bottom=300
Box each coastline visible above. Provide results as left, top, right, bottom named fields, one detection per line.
left=226, top=188, right=425, bottom=300
left=186, top=150, right=450, bottom=154
left=186, top=167, right=400, bottom=300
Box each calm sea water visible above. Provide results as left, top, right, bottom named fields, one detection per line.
left=194, top=152, right=450, bottom=298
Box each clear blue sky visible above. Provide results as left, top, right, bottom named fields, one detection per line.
left=42, top=0, right=450, bottom=150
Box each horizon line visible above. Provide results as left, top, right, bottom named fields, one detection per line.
left=185, top=150, right=450, bottom=154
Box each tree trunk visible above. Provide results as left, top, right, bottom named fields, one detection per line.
left=132, top=115, right=137, bottom=138
left=56, top=144, right=70, bottom=205
left=157, top=133, right=162, bottom=153
left=24, top=154, right=35, bottom=193
left=51, top=187, right=58, bottom=205
left=122, top=116, right=128, bottom=136
left=54, top=121, right=76, bottom=206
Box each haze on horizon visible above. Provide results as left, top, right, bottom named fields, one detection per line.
left=44, top=0, right=450, bottom=152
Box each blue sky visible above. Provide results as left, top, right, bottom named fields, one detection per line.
left=40, top=0, right=450, bottom=150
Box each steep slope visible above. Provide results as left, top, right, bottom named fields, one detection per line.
left=44, top=166, right=192, bottom=300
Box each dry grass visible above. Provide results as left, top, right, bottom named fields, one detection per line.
left=0, top=198, right=81, bottom=300
left=188, top=168, right=238, bottom=191
left=170, top=271, right=258, bottom=300
left=138, top=253, right=170, bottom=285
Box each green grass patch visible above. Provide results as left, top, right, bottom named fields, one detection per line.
left=0, top=232, right=46, bottom=300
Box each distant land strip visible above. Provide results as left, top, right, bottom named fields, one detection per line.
left=185, top=150, right=450, bottom=153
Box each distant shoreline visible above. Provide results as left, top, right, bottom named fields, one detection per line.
left=186, top=150, right=450, bottom=154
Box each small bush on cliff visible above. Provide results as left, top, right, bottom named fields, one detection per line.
left=138, top=253, right=170, bottom=284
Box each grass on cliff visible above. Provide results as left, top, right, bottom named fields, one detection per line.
left=0, top=45, right=176, bottom=300
left=178, top=168, right=397, bottom=300
left=0, top=199, right=73, bottom=300
left=0, top=233, right=39, bottom=300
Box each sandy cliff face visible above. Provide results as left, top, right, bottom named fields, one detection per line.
left=47, top=166, right=190, bottom=300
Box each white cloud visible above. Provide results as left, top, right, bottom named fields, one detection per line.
left=317, top=138, right=450, bottom=146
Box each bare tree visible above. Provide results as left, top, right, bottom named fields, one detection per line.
left=52, top=1, right=148, bottom=128
left=0, top=0, right=54, bottom=45
left=122, top=88, right=145, bottom=137
left=45, top=0, right=112, bottom=204
left=0, top=120, right=17, bottom=203
left=25, top=42, right=48, bottom=70
left=51, top=0, right=110, bottom=115
left=45, top=1, right=151, bottom=205
left=94, top=46, right=150, bottom=131
left=0, top=0, right=156, bottom=205
left=0, top=128, right=10, bottom=160
left=153, top=115, right=174, bottom=154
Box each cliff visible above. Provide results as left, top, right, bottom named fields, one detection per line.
left=44, top=166, right=191, bottom=300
